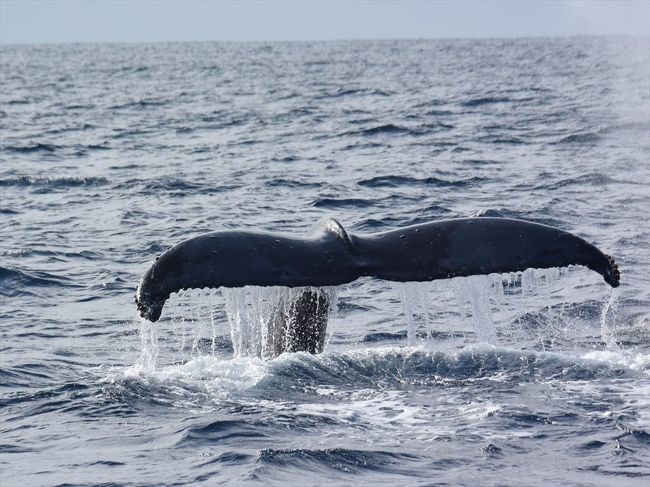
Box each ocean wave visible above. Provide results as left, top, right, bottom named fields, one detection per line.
left=196, top=451, right=253, bottom=468
left=478, top=136, right=527, bottom=144
left=0, top=176, right=109, bottom=188
left=109, top=99, right=168, bottom=110
left=555, top=132, right=602, bottom=145
left=0, top=248, right=104, bottom=260
left=0, top=444, right=33, bottom=454
left=424, top=109, right=455, bottom=116
left=361, top=330, right=462, bottom=342
left=177, top=419, right=266, bottom=446
left=357, top=175, right=484, bottom=188
left=311, top=197, right=376, bottom=209
left=534, top=172, right=618, bottom=190
left=270, top=155, right=300, bottom=163
left=0, top=362, right=67, bottom=390
left=268, top=346, right=644, bottom=386
left=62, top=104, right=96, bottom=110
left=115, top=177, right=238, bottom=195
left=341, top=124, right=412, bottom=137
left=461, top=158, right=502, bottom=165
left=0, top=266, right=81, bottom=297
left=461, top=96, right=533, bottom=107
left=352, top=209, right=452, bottom=231
left=256, top=448, right=418, bottom=475
left=2, top=142, right=62, bottom=154
left=264, top=179, right=322, bottom=189
left=600, top=121, right=650, bottom=134
left=469, top=209, right=568, bottom=227
left=124, top=346, right=648, bottom=401
left=315, top=87, right=393, bottom=99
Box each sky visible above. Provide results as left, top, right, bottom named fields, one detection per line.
left=1, top=0, right=649, bottom=45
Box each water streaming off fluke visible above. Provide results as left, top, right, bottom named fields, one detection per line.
left=138, top=267, right=619, bottom=369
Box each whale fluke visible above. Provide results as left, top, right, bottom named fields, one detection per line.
left=135, top=217, right=620, bottom=323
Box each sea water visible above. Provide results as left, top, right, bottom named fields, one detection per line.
left=1, top=37, right=649, bottom=486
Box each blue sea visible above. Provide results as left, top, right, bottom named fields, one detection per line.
left=1, top=37, right=649, bottom=486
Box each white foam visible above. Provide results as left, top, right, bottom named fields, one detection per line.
left=159, top=355, right=269, bottom=393
left=582, top=349, right=650, bottom=372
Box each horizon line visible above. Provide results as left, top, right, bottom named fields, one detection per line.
left=3, top=32, right=648, bottom=48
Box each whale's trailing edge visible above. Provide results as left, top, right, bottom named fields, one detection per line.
left=135, top=217, right=620, bottom=323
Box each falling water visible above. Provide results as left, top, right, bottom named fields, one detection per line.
left=601, top=288, right=620, bottom=350
left=155, top=286, right=339, bottom=363
left=223, top=286, right=338, bottom=358
left=393, top=267, right=585, bottom=348
left=135, top=317, right=159, bottom=372
left=139, top=267, right=616, bottom=367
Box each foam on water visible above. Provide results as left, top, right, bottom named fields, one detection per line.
left=159, top=355, right=270, bottom=396
left=122, top=342, right=650, bottom=409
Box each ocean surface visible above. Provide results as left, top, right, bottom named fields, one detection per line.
left=1, top=37, right=649, bottom=486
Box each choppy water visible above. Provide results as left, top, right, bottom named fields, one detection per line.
left=1, top=37, right=649, bottom=486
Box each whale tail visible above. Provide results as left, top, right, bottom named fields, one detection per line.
left=357, top=218, right=620, bottom=288
left=135, top=217, right=619, bottom=324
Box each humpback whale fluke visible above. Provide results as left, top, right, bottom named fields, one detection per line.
left=135, top=217, right=620, bottom=340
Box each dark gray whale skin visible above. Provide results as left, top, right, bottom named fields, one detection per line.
left=135, top=217, right=620, bottom=327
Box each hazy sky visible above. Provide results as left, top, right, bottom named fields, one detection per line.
left=1, top=0, right=649, bottom=45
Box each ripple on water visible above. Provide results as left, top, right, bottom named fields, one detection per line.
left=1, top=37, right=649, bottom=486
